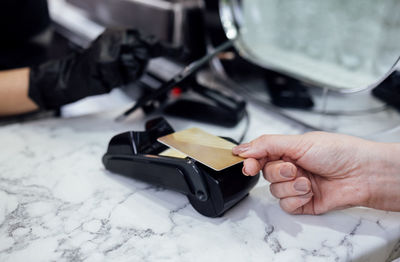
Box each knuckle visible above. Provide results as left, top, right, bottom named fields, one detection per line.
left=253, top=135, right=268, bottom=147
left=280, top=197, right=306, bottom=213
left=279, top=199, right=295, bottom=213
left=304, top=131, right=328, bottom=137
left=291, top=207, right=303, bottom=215
left=259, top=134, right=271, bottom=143
left=269, top=184, right=278, bottom=197
left=262, top=170, right=269, bottom=181
left=264, top=169, right=275, bottom=183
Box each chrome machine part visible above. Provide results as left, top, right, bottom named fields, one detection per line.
left=219, top=0, right=400, bottom=93
left=66, top=0, right=207, bottom=60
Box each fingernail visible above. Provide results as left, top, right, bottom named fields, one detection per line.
left=280, top=165, right=294, bottom=178
left=242, top=166, right=249, bottom=176
left=233, top=143, right=250, bottom=155
left=294, top=180, right=309, bottom=193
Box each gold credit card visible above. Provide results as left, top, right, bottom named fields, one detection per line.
left=157, top=127, right=244, bottom=171
left=159, top=148, right=187, bottom=159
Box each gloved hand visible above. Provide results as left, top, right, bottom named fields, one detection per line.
left=28, top=29, right=175, bottom=110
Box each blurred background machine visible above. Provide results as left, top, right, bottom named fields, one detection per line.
left=65, top=0, right=207, bottom=60
left=5, top=0, right=400, bottom=137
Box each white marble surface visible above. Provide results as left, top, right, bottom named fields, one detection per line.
left=0, top=105, right=400, bottom=262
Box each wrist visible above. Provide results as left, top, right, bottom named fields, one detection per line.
left=364, top=142, right=400, bottom=211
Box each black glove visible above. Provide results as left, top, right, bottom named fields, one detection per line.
left=28, top=29, right=175, bottom=110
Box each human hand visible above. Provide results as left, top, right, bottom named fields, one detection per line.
left=28, top=29, right=179, bottom=110
left=233, top=132, right=400, bottom=215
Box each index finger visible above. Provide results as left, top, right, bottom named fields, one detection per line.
left=233, top=134, right=304, bottom=161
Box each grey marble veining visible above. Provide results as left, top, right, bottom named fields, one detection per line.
left=0, top=107, right=399, bottom=262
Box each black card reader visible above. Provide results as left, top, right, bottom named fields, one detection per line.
left=102, top=118, right=259, bottom=217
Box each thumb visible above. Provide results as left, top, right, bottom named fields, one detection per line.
left=233, top=134, right=305, bottom=161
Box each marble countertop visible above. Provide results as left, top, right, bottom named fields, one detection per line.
left=0, top=104, right=400, bottom=262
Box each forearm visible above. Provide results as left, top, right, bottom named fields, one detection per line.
left=0, top=68, right=39, bottom=116
left=365, top=142, right=400, bottom=211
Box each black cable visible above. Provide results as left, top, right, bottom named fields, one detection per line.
left=115, top=40, right=234, bottom=121
left=237, top=80, right=390, bottom=117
